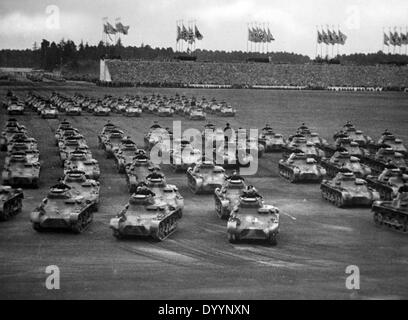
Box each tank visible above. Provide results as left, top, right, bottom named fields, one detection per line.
left=321, top=151, right=372, bottom=178
left=30, top=183, right=95, bottom=233
left=55, top=126, right=79, bottom=146
left=109, top=193, right=182, bottom=240
left=93, top=105, right=111, bottom=116
left=145, top=175, right=184, bottom=212
left=214, top=176, right=247, bottom=219
left=65, top=104, right=81, bottom=115
left=157, top=105, right=174, bottom=117
left=144, top=123, right=170, bottom=150
left=188, top=108, right=206, bottom=120
left=59, top=136, right=89, bottom=163
left=279, top=152, right=326, bottom=183
left=372, top=185, right=408, bottom=232
left=7, top=102, right=25, bottom=115
left=7, top=135, right=38, bottom=153
left=238, top=137, right=265, bottom=158
left=0, top=185, right=24, bottom=221
left=64, top=150, right=100, bottom=180
left=41, top=107, right=58, bottom=119
left=321, top=170, right=380, bottom=208
left=62, top=170, right=100, bottom=209
left=363, top=147, right=407, bottom=175
left=5, top=149, right=40, bottom=167
left=113, top=140, right=140, bottom=173
left=98, top=122, right=119, bottom=148
left=0, top=127, right=27, bottom=151
left=125, top=154, right=156, bottom=193
left=227, top=195, right=280, bottom=245
left=259, top=126, right=286, bottom=152
left=171, top=147, right=202, bottom=172
left=124, top=106, right=142, bottom=117
left=217, top=104, right=236, bottom=117
left=368, top=132, right=407, bottom=157
left=102, top=130, right=125, bottom=158
left=347, top=129, right=373, bottom=147
left=2, top=153, right=40, bottom=188
left=366, top=167, right=407, bottom=200
left=187, top=161, right=226, bottom=194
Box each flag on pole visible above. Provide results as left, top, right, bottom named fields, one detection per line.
left=115, top=22, right=130, bottom=35
left=176, top=26, right=182, bottom=41
left=104, top=22, right=117, bottom=34
left=327, top=29, right=336, bottom=44
left=317, top=30, right=323, bottom=44
left=394, top=31, right=402, bottom=46
left=181, top=25, right=188, bottom=41
left=383, top=32, right=390, bottom=46
left=400, top=32, right=407, bottom=45
left=195, top=25, right=203, bottom=40
left=322, top=29, right=330, bottom=44
left=389, top=31, right=396, bottom=46
left=267, top=28, right=275, bottom=42
left=338, top=30, right=347, bottom=45
left=187, top=27, right=195, bottom=44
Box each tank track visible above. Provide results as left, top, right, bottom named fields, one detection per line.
left=372, top=205, right=408, bottom=233
left=151, top=209, right=182, bottom=241
left=320, top=184, right=345, bottom=208
left=0, top=198, right=23, bottom=221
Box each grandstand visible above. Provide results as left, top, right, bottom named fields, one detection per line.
left=100, top=59, right=408, bottom=90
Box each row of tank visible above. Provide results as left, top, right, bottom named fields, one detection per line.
left=0, top=118, right=26, bottom=220
left=0, top=118, right=41, bottom=188
left=29, top=121, right=100, bottom=233
left=97, top=122, right=184, bottom=240
left=2, top=91, right=25, bottom=115
left=23, top=90, right=237, bottom=120
left=96, top=121, right=278, bottom=243
left=143, top=121, right=408, bottom=233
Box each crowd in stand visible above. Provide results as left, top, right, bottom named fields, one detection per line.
left=106, top=60, right=408, bottom=89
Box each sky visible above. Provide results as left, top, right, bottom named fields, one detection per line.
left=0, top=0, right=407, bottom=57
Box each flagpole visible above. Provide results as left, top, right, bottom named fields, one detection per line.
left=405, top=26, right=408, bottom=55
left=315, top=25, right=318, bottom=59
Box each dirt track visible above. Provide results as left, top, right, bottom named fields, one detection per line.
left=0, top=83, right=407, bottom=299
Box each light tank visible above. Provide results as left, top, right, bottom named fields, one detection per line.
left=93, top=105, right=111, bottom=116
left=259, top=125, right=286, bottom=152
left=98, top=122, right=119, bottom=148
left=7, top=102, right=25, bottom=115
left=113, top=139, right=140, bottom=173
left=103, top=130, right=125, bottom=158
left=2, top=153, right=40, bottom=188
left=64, top=150, right=100, bottom=180
left=59, top=136, right=89, bottom=163
left=363, top=147, right=407, bottom=175
left=145, top=174, right=184, bottom=212
left=227, top=193, right=280, bottom=245
left=372, top=185, right=408, bottom=232
left=61, top=170, right=100, bottom=209
left=187, top=161, right=226, bottom=194
left=366, top=166, right=407, bottom=200
left=30, top=183, right=95, bottom=233
left=0, top=185, right=24, bottom=221
left=109, top=192, right=182, bottom=241
left=124, top=105, right=142, bottom=117
left=321, top=150, right=371, bottom=178
left=188, top=108, right=206, bottom=120
left=125, top=154, right=155, bottom=193
left=214, top=175, right=247, bottom=219
left=278, top=152, right=326, bottom=183
left=321, top=170, right=380, bottom=208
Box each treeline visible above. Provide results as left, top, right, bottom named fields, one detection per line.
left=0, top=38, right=407, bottom=71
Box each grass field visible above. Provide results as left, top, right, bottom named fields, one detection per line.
left=0, top=83, right=407, bottom=299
